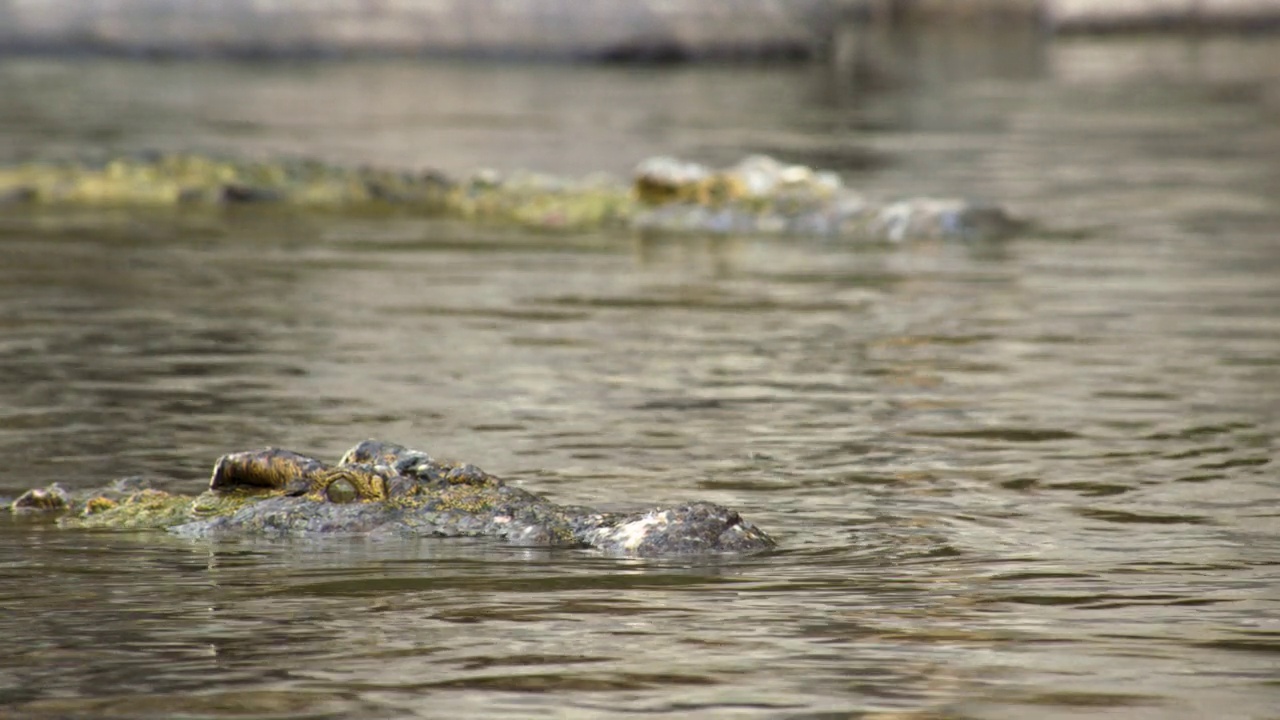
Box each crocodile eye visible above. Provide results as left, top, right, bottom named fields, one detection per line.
left=325, top=478, right=358, bottom=504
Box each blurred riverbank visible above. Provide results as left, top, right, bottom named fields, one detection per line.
left=1, top=0, right=1278, bottom=61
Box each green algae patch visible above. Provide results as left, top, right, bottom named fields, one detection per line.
left=189, top=489, right=271, bottom=518
left=442, top=173, right=634, bottom=231
left=0, top=154, right=453, bottom=211
left=62, top=486, right=272, bottom=530
left=84, top=496, right=119, bottom=514
left=61, top=489, right=197, bottom=530
left=435, top=484, right=500, bottom=514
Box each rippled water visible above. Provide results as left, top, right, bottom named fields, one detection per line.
left=1, top=35, right=1278, bottom=719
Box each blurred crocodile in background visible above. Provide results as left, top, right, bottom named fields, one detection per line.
left=0, top=152, right=1025, bottom=242
left=8, top=440, right=777, bottom=557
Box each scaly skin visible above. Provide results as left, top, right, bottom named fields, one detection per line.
left=8, top=440, right=776, bottom=557
left=0, top=152, right=1023, bottom=241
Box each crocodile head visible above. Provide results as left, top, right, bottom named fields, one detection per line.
left=19, top=440, right=777, bottom=555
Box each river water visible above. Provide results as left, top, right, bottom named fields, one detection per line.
left=0, top=34, right=1277, bottom=720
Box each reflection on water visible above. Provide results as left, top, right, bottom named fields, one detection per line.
left=1, top=35, right=1279, bottom=720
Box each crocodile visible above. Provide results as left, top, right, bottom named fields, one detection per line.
left=7, top=440, right=776, bottom=556
left=0, top=152, right=1023, bottom=242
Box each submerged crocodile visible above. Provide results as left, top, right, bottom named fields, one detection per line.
left=0, top=152, right=1023, bottom=242
left=8, top=440, right=776, bottom=556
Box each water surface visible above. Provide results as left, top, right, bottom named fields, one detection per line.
left=0, top=36, right=1278, bottom=719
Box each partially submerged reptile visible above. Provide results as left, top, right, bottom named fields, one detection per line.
left=8, top=440, right=776, bottom=556
left=0, top=152, right=1023, bottom=242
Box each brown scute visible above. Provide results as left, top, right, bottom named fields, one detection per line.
left=312, top=466, right=389, bottom=502
left=209, top=449, right=332, bottom=494
left=338, top=439, right=415, bottom=468
left=84, top=496, right=119, bottom=515
left=11, top=484, right=69, bottom=512
left=444, top=463, right=498, bottom=486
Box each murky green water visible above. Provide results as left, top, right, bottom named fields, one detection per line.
left=1, top=35, right=1278, bottom=719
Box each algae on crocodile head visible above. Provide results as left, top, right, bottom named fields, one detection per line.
left=0, top=152, right=1024, bottom=242
left=9, top=439, right=777, bottom=556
